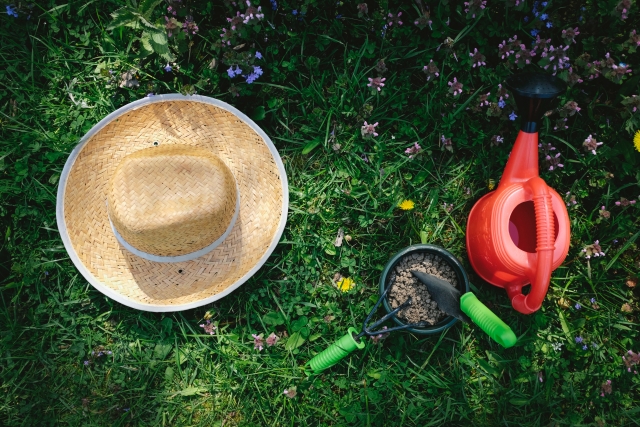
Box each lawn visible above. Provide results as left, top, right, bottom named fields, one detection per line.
left=1, top=0, right=639, bottom=425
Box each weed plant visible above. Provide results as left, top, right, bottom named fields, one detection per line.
left=1, top=0, right=639, bottom=425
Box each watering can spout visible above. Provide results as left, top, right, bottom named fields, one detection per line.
left=499, top=74, right=567, bottom=186
left=505, top=73, right=567, bottom=133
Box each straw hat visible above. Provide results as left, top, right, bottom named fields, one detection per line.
left=56, top=94, right=288, bottom=312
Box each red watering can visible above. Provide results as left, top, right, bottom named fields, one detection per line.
left=466, top=73, right=571, bottom=315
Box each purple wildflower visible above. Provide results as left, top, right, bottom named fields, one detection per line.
left=252, top=334, right=264, bottom=351
left=84, top=360, right=90, bottom=366
left=582, top=134, right=603, bottom=155
left=283, top=387, right=297, bottom=398
left=266, top=332, right=279, bottom=347
left=498, top=36, right=518, bottom=59
left=562, top=27, right=580, bottom=44
left=575, top=336, right=583, bottom=344
left=182, top=15, right=199, bottom=35
left=441, top=135, right=453, bottom=152
left=370, top=326, right=390, bottom=344
left=469, top=48, right=486, bottom=67
left=367, top=77, right=386, bottom=92
left=583, top=345, right=588, bottom=350
left=509, top=111, right=518, bottom=121
left=491, top=135, right=504, bottom=146
left=199, top=320, right=217, bottom=335
left=405, top=142, right=422, bottom=158
left=361, top=121, right=379, bottom=138
left=464, top=0, right=487, bottom=19
left=164, top=64, right=172, bottom=72
left=601, top=380, right=612, bottom=396
left=387, top=11, right=403, bottom=26
left=575, top=303, right=581, bottom=310
left=448, top=77, right=463, bottom=96
left=255, top=51, right=263, bottom=59
left=422, top=60, right=440, bottom=81
left=582, top=240, right=605, bottom=259
left=241, top=1, right=264, bottom=24
left=498, top=98, right=506, bottom=108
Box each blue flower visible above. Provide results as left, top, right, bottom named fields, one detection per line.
left=531, top=29, right=539, bottom=36
left=542, top=2, right=548, bottom=6
left=546, top=21, right=553, bottom=28
left=582, top=345, right=588, bottom=350
left=164, top=64, right=172, bottom=72
left=270, top=0, right=277, bottom=10
left=509, top=111, right=518, bottom=121
left=498, top=99, right=506, bottom=109
left=335, top=14, right=342, bottom=19
left=6, top=5, right=18, bottom=17
left=84, top=360, right=90, bottom=366
left=533, top=11, right=539, bottom=17
left=253, top=65, right=263, bottom=76
left=524, top=16, right=529, bottom=22
left=292, top=9, right=298, bottom=15
left=255, top=51, right=263, bottom=59
left=540, top=13, right=548, bottom=20
left=591, top=342, right=598, bottom=349
left=575, top=336, right=583, bottom=344
left=575, top=303, right=582, bottom=310
left=227, top=67, right=236, bottom=78
left=590, top=298, right=596, bottom=304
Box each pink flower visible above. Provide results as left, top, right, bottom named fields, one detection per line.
left=367, top=77, right=386, bottom=91
left=266, top=332, right=279, bottom=347
left=583, top=134, right=603, bottom=155
left=199, top=320, right=217, bottom=335
left=283, top=387, right=297, bottom=398
left=469, top=48, right=486, bottom=67
left=464, top=0, right=487, bottom=18
left=422, top=59, right=440, bottom=81
left=498, top=36, right=517, bottom=59
left=252, top=334, right=264, bottom=351
left=405, top=142, right=422, bottom=158
left=361, top=121, right=379, bottom=138
left=561, top=27, right=580, bottom=44
left=387, top=11, right=402, bottom=26
left=448, top=77, right=463, bottom=96
left=370, top=326, right=390, bottom=344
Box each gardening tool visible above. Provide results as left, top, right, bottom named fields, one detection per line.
left=411, top=271, right=517, bottom=348
left=466, top=73, right=571, bottom=315
left=305, top=282, right=428, bottom=375
left=306, top=244, right=469, bottom=374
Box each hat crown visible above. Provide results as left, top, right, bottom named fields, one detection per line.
left=107, top=144, right=238, bottom=258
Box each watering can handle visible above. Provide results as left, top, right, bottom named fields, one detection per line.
left=510, top=177, right=556, bottom=314
left=305, top=327, right=365, bottom=375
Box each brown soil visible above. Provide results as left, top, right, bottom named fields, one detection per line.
left=387, top=252, right=458, bottom=325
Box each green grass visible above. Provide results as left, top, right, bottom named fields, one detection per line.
left=1, top=0, right=639, bottom=425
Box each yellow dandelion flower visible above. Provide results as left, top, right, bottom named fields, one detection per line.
left=337, top=277, right=355, bottom=292
left=487, top=179, right=496, bottom=190
left=634, top=130, right=640, bottom=152
left=398, top=199, right=415, bottom=210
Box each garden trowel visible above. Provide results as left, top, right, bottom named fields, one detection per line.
left=411, top=271, right=517, bottom=348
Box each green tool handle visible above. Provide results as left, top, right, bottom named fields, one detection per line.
left=306, top=327, right=366, bottom=375
left=460, top=292, right=517, bottom=349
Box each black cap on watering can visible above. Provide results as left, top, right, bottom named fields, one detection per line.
left=504, top=73, right=567, bottom=133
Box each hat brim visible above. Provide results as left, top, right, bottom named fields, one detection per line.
left=56, top=94, right=288, bottom=312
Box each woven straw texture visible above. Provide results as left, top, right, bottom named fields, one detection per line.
left=107, top=145, right=237, bottom=257
left=62, top=100, right=283, bottom=308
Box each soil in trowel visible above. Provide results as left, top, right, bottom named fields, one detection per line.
left=388, top=252, right=458, bottom=325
